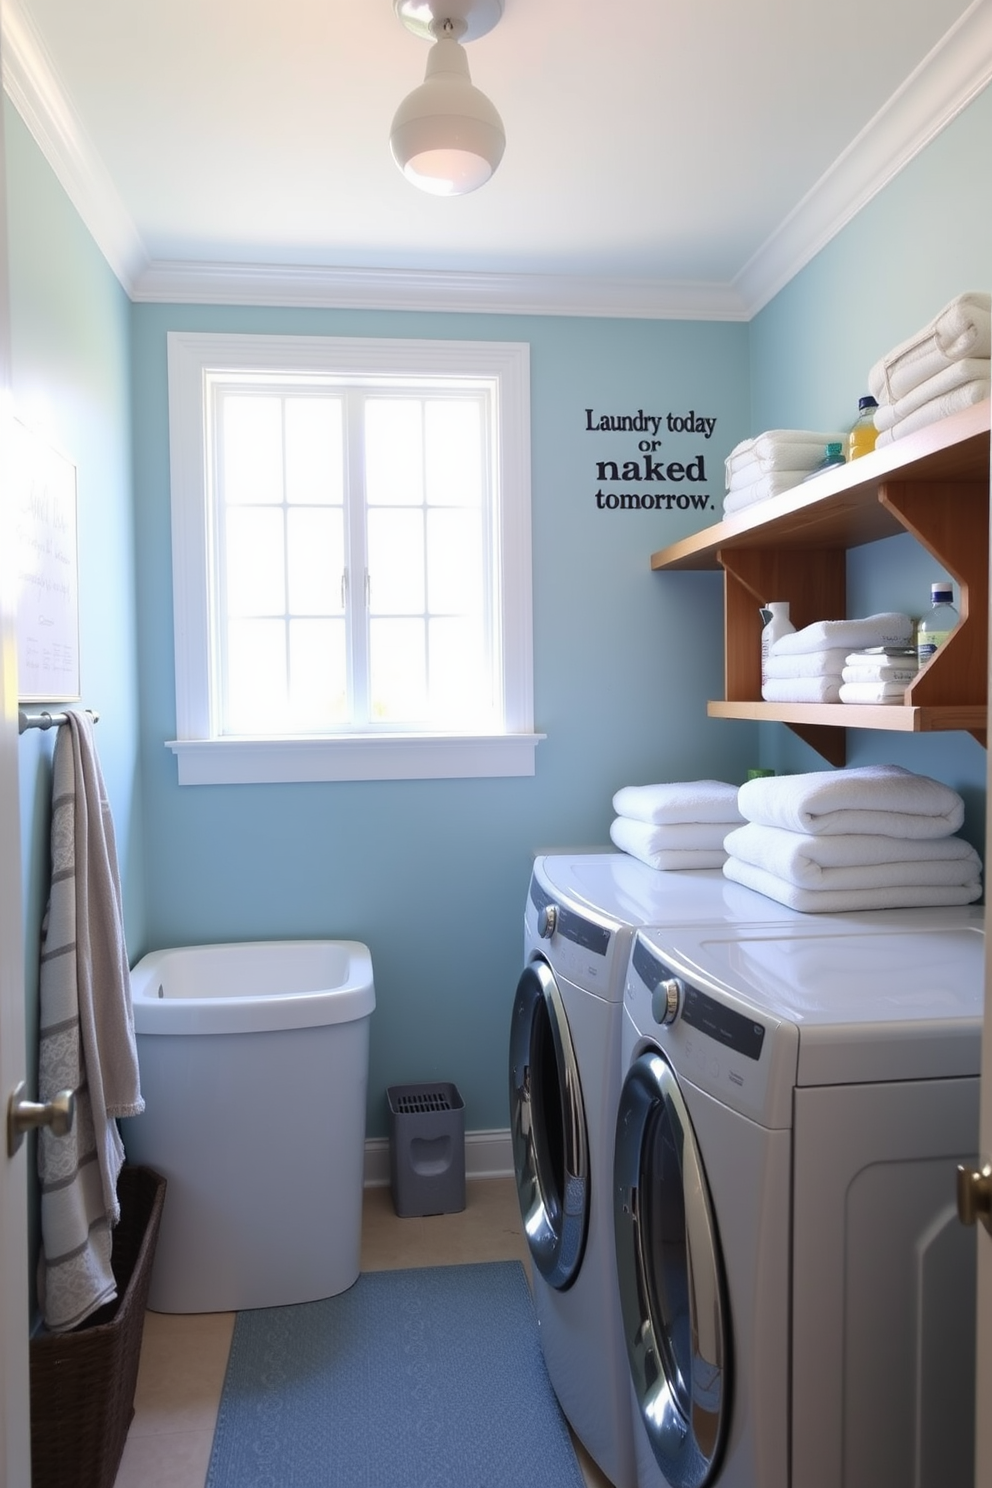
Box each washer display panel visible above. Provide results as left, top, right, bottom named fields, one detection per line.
left=509, top=957, right=590, bottom=1290
left=614, top=1050, right=730, bottom=1488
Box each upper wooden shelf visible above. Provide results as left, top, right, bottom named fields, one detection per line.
left=650, top=398, right=991, bottom=572
left=648, top=398, right=991, bottom=764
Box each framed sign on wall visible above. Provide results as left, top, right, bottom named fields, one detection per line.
left=14, top=420, right=80, bottom=704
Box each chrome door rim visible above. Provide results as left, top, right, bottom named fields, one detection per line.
left=508, top=956, right=589, bottom=1289
left=614, top=1048, right=730, bottom=1488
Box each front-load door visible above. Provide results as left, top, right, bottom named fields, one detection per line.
left=614, top=1048, right=731, bottom=1488
left=508, top=956, right=589, bottom=1290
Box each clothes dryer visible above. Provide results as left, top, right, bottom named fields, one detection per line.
left=613, top=908, right=983, bottom=1488
left=508, top=854, right=800, bottom=1488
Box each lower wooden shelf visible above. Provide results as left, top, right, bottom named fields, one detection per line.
left=708, top=700, right=987, bottom=766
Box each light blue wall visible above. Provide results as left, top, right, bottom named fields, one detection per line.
left=130, top=305, right=754, bottom=1136
left=747, top=84, right=991, bottom=846
left=5, top=101, right=144, bottom=1291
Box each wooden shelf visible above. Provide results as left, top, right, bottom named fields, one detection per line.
left=650, top=399, right=991, bottom=764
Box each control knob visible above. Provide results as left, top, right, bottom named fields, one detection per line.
left=537, top=904, right=558, bottom=939
left=651, top=976, right=683, bottom=1026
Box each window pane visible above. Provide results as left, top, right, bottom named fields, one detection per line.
left=222, top=396, right=283, bottom=505
left=427, top=509, right=482, bottom=615
left=425, top=400, right=483, bottom=506
left=225, top=618, right=286, bottom=732
left=285, top=398, right=343, bottom=506
left=288, top=619, right=348, bottom=728
left=225, top=508, right=285, bottom=615
left=370, top=619, right=426, bottom=721
left=368, top=509, right=425, bottom=615
left=287, top=508, right=344, bottom=616
left=429, top=616, right=491, bottom=724
left=365, top=400, right=423, bottom=506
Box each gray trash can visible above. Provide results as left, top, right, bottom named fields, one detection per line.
left=387, top=1082, right=466, bottom=1217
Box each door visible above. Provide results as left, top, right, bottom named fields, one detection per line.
left=975, top=465, right=992, bottom=1482
left=613, top=1048, right=730, bottom=1488
left=508, top=956, right=589, bottom=1289
left=0, top=46, right=33, bottom=1480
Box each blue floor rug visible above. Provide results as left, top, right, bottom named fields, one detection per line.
left=205, top=1261, right=586, bottom=1488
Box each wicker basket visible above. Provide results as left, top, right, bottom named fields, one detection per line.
left=30, top=1164, right=167, bottom=1488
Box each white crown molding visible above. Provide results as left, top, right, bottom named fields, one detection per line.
left=3, top=0, right=990, bottom=319
left=735, top=0, right=992, bottom=317
left=131, top=259, right=750, bottom=320
left=1, top=0, right=148, bottom=290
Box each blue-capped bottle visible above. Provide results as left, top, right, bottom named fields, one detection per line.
left=916, top=581, right=959, bottom=665
left=848, top=396, right=879, bottom=460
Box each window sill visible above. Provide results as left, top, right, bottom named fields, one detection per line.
left=165, top=732, right=546, bottom=785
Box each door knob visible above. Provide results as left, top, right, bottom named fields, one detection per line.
left=7, top=1081, right=76, bottom=1157
left=956, top=1161, right=992, bottom=1235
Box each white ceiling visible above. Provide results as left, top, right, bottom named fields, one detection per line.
left=4, top=0, right=992, bottom=316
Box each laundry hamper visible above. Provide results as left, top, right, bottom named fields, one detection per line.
left=29, top=1164, right=167, bottom=1488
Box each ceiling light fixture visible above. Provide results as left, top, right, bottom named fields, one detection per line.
left=390, top=0, right=505, bottom=197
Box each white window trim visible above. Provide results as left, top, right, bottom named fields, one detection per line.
left=165, top=331, right=542, bottom=785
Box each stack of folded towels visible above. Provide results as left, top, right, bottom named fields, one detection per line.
left=723, top=429, right=845, bottom=515
left=610, top=780, right=744, bottom=871
left=868, top=291, right=991, bottom=447
left=763, top=613, right=914, bottom=704
left=723, top=763, right=982, bottom=913
left=838, top=645, right=918, bottom=705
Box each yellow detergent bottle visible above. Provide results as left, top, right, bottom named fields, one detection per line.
left=848, top=395, right=879, bottom=460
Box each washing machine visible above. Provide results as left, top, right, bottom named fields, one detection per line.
left=613, top=907, right=984, bottom=1488
left=508, top=853, right=806, bottom=1488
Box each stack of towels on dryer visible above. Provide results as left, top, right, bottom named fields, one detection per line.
left=723, top=764, right=982, bottom=913
left=723, top=428, right=844, bottom=514
left=610, top=780, right=744, bottom=871
left=868, top=291, right=990, bottom=447
left=763, top=612, right=914, bottom=704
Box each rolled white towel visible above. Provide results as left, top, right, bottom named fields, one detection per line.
left=611, top=780, right=743, bottom=826
left=737, top=763, right=965, bottom=839
left=764, top=648, right=848, bottom=680
left=724, top=821, right=982, bottom=890
left=839, top=680, right=910, bottom=704
left=723, top=856, right=981, bottom=914
left=761, top=676, right=842, bottom=704
left=769, top=613, right=913, bottom=655
left=873, top=357, right=990, bottom=428
left=868, top=292, right=991, bottom=404
left=610, top=817, right=728, bottom=871
left=723, top=472, right=810, bottom=511
left=874, top=381, right=989, bottom=446
left=724, top=430, right=845, bottom=482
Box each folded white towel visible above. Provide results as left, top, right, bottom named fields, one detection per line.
left=761, top=676, right=842, bottom=704
left=611, top=780, right=743, bottom=825
left=724, top=430, right=846, bottom=482
left=610, top=817, right=728, bottom=871
left=868, top=292, right=992, bottom=403
left=839, top=681, right=910, bottom=704
left=769, top=613, right=913, bottom=655
left=723, top=472, right=809, bottom=511
left=764, top=648, right=849, bottom=680
left=723, top=856, right=981, bottom=914
left=841, top=661, right=918, bottom=683
left=873, top=357, right=990, bottom=427
left=874, top=382, right=990, bottom=446
left=724, top=822, right=982, bottom=889
left=737, top=763, right=965, bottom=839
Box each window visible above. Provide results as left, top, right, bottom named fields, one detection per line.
left=166, top=333, right=539, bottom=784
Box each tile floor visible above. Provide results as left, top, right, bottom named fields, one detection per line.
left=113, top=1177, right=614, bottom=1488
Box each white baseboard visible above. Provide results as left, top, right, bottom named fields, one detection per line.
left=363, top=1127, right=513, bottom=1188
